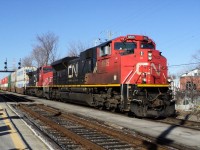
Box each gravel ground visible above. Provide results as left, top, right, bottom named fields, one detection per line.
left=176, top=109, right=200, bottom=122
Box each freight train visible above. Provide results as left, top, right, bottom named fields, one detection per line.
left=0, top=35, right=175, bottom=117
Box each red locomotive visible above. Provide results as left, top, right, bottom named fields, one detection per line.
left=45, top=35, right=175, bottom=117
left=0, top=76, right=8, bottom=91
left=26, top=66, right=53, bottom=97
left=2, top=34, right=175, bottom=118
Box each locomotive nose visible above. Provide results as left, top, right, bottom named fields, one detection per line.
left=144, top=62, right=162, bottom=84
left=135, top=50, right=164, bottom=84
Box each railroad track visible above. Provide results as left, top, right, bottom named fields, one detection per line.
left=0, top=92, right=34, bottom=102
left=3, top=92, right=199, bottom=131
left=2, top=93, right=198, bottom=149
left=12, top=103, right=172, bottom=150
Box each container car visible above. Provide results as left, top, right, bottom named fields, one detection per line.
left=15, top=67, right=37, bottom=94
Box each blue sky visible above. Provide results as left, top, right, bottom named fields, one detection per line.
left=0, top=0, right=200, bottom=78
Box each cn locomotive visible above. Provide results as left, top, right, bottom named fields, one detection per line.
left=1, top=35, right=175, bottom=118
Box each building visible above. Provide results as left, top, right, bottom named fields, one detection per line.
left=180, top=68, right=200, bottom=91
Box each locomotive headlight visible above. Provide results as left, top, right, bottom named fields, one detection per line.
left=142, top=78, right=147, bottom=83
left=167, top=78, right=172, bottom=83
left=148, top=52, right=152, bottom=60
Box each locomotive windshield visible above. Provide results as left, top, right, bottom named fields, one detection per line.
left=114, top=42, right=136, bottom=51
left=43, top=67, right=53, bottom=73
left=140, top=42, right=155, bottom=49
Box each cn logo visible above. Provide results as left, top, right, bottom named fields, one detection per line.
left=136, top=62, right=160, bottom=75
left=68, top=63, right=78, bottom=78
left=151, top=63, right=160, bottom=76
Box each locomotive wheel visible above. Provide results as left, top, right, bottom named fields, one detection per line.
left=110, top=107, right=116, bottom=112
left=130, top=102, right=146, bottom=117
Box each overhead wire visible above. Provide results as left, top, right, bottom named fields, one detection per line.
left=168, top=62, right=200, bottom=67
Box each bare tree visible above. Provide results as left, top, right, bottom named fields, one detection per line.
left=67, top=41, right=88, bottom=57
left=32, top=46, right=46, bottom=67
left=193, top=49, right=200, bottom=61
left=192, top=49, right=200, bottom=68
left=22, top=55, right=33, bottom=67
left=32, top=32, right=59, bottom=67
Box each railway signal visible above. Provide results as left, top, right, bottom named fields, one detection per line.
left=18, top=59, right=21, bottom=69
left=0, top=58, right=14, bottom=72
left=4, top=59, right=7, bottom=70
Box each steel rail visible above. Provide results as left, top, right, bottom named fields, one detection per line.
left=18, top=104, right=104, bottom=150
left=38, top=104, right=168, bottom=150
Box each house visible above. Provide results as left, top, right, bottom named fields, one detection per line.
left=180, top=68, right=200, bottom=91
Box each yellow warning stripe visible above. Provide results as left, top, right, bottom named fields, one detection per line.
left=26, top=83, right=169, bottom=88
left=27, top=84, right=121, bottom=88
left=137, top=84, right=170, bottom=87
left=0, top=107, right=25, bottom=149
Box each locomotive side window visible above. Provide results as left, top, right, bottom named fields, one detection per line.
left=100, top=44, right=111, bottom=56
left=114, top=42, right=136, bottom=51
left=140, top=42, right=155, bottom=49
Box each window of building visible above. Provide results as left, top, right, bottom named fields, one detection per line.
left=186, top=81, right=196, bottom=90
left=186, top=81, right=192, bottom=90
